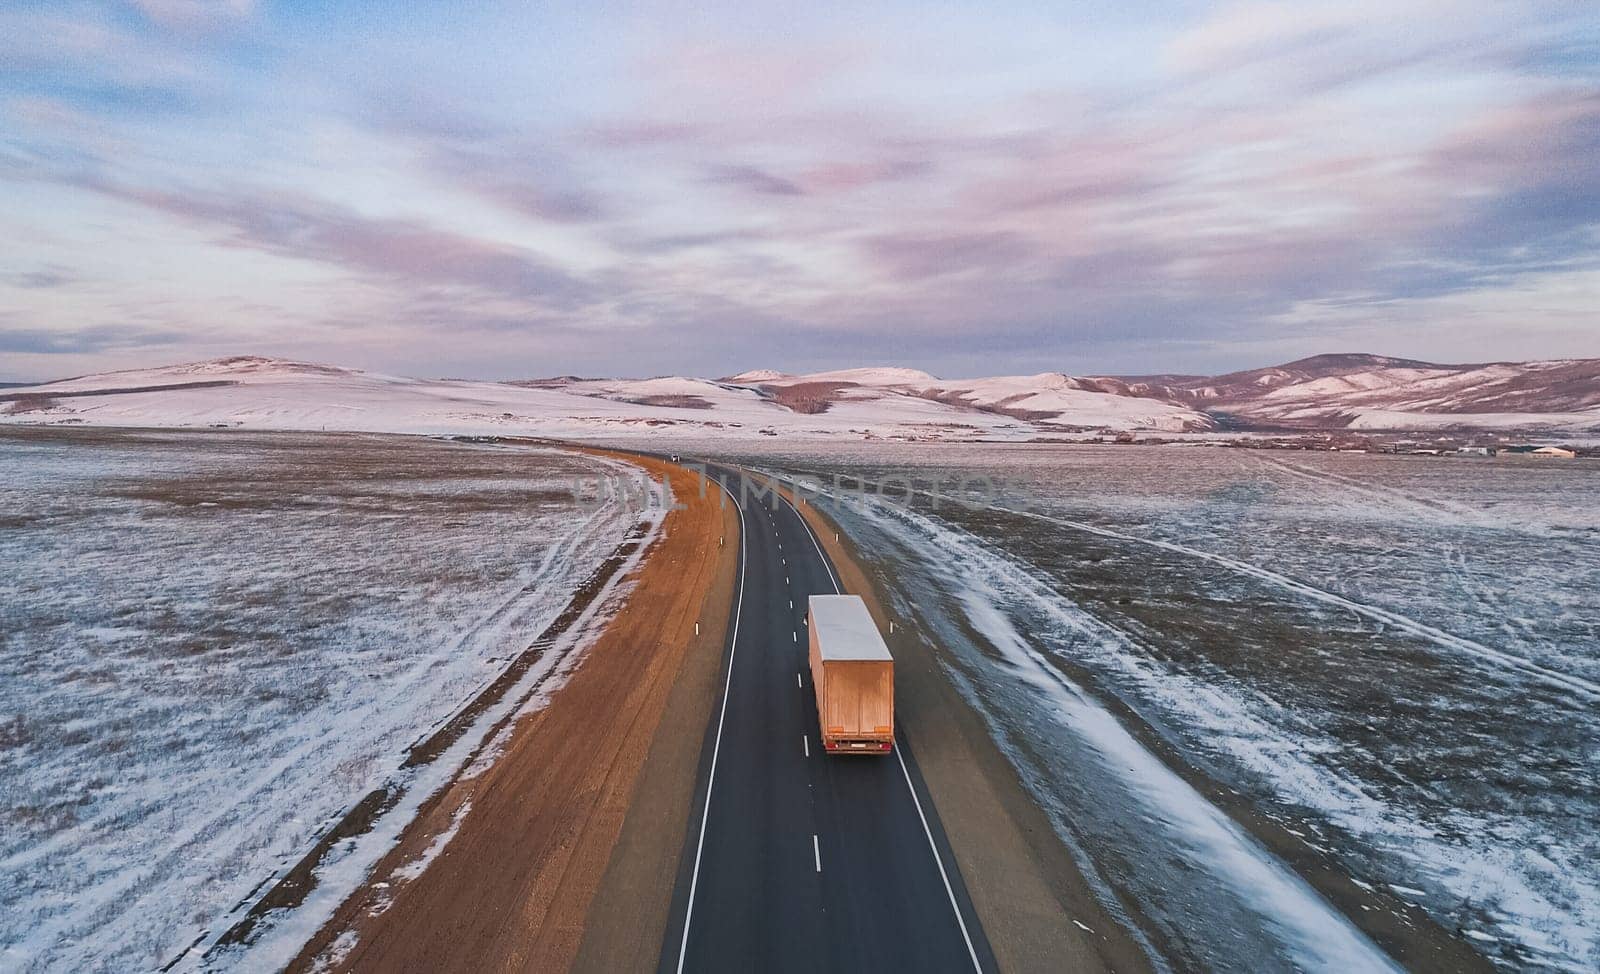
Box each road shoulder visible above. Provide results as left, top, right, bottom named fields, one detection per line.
left=571, top=465, right=739, bottom=973
left=283, top=453, right=737, bottom=973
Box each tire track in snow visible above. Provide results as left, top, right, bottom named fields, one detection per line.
left=1010, top=505, right=1600, bottom=703
left=772, top=468, right=1600, bottom=704
left=1250, top=454, right=1502, bottom=530
left=1441, top=542, right=1547, bottom=656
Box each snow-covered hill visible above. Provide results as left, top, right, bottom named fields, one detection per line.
left=2, top=356, right=1187, bottom=441
left=719, top=355, right=1600, bottom=433
left=736, top=368, right=1207, bottom=431
left=5, top=353, right=1597, bottom=438
left=1134, top=354, right=1600, bottom=431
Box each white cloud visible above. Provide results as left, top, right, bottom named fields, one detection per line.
left=130, top=0, right=255, bottom=31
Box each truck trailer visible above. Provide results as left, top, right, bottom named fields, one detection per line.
left=807, top=595, right=894, bottom=754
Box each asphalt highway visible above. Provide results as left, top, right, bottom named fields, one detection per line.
left=660, top=465, right=995, bottom=974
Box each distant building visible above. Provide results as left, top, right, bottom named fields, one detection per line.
left=1532, top=446, right=1576, bottom=458
left=1114, top=431, right=1136, bottom=444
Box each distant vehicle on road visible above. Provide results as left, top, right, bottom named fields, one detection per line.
left=807, top=595, right=894, bottom=754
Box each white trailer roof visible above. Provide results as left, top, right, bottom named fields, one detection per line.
left=809, top=595, right=892, bottom=662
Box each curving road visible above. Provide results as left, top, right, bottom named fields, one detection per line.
left=660, top=464, right=995, bottom=974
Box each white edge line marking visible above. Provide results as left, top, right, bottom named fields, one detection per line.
left=894, top=746, right=982, bottom=972
left=813, top=834, right=822, bottom=872
left=676, top=469, right=746, bottom=974
left=778, top=475, right=983, bottom=974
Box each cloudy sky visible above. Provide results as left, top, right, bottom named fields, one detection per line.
left=2, top=0, right=1597, bottom=381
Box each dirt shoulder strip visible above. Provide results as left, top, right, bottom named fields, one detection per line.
left=284, top=452, right=737, bottom=973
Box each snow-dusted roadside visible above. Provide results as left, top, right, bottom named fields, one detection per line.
left=723, top=443, right=1598, bottom=972
left=0, top=430, right=653, bottom=972
left=228, top=452, right=668, bottom=972
left=804, top=492, right=1401, bottom=971
left=845, top=498, right=1598, bottom=970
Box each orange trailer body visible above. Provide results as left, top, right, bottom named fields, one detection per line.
left=807, top=595, right=894, bottom=754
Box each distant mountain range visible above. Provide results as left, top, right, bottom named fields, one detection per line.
left=1110, top=354, right=1600, bottom=429
left=3, top=353, right=1597, bottom=439
left=718, top=354, right=1600, bottom=433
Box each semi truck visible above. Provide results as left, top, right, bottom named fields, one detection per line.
left=807, top=595, right=894, bottom=754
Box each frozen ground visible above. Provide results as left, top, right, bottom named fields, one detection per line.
left=0, top=428, right=643, bottom=972
left=694, top=441, right=1600, bottom=972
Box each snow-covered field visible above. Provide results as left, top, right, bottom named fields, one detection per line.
left=0, top=428, right=646, bottom=972
left=700, top=441, right=1600, bottom=972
